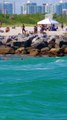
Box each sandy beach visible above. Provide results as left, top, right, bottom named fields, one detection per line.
left=0, top=26, right=66, bottom=36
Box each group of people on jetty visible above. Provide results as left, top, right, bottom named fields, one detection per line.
left=21, top=24, right=58, bottom=34
left=33, top=24, right=58, bottom=34
left=0, top=21, right=66, bottom=35
left=21, top=22, right=66, bottom=35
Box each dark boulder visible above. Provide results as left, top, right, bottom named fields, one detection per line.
left=36, top=41, right=48, bottom=49
left=24, top=39, right=32, bottom=48
left=0, top=46, right=15, bottom=54
left=0, top=41, right=3, bottom=46
left=24, top=34, right=37, bottom=48
left=57, top=48, right=65, bottom=56
left=59, top=41, right=67, bottom=48
left=6, top=38, right=12, bottom=43
left=41, top=47, right=49, bottom=55
left=13, top=41, right=24, bottom=49
left=48, top=38, right=56, bottom=49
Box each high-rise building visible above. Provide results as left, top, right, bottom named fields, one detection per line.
left=21, top=1, right=37, bottom=14
left=0, top=2, right=13, bottom=14
left=56, top=1, right=67, bottom=15
left=21, top=1, right=46, bottom=14
left=0, top=3, right=2, bottom=13
left=37, top=6, right=42, bottom=13
left=62, top=9, right=67, bottom=16
left=42, top=4, right=46, bottom=14
left=3, top=2, right=13, bottom=14
left=45, top=3, right=53, bottom=14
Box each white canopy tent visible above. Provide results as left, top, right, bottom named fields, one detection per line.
left=37, top=18, right=59, bottom=25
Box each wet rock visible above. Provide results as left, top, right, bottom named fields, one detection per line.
left=48, top=38, right=56, bottom=49
left=48, top=48, right=60, bottom=57
left=41, top=47, right=49, bottom=55
left=24, top=39, right=32, bottom=48
left=0, top=41, right=3, bottom=46
left=29, top=48, right=40, bottom=56
left=13, top=41, right=24, bottom=49
left=0, top=46, right=15, bottom=54
left=36, top=41, right=48, bottom=49
left=57, top=48, right=65, bottom=57
left=59, top=41, right=67, bottom=48
left=6, top=38, right=12, bottom=43
left=15, top=47, right=25, bottom=54
left=15, top=47, right=29, bottom=55
left=32, top=38, right=48, bottom=49
left=64, top=47, right=67, bottom=54
left=0, top=34, right=67, bottom=57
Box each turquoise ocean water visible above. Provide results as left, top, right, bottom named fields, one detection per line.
left=0, top=55, right=67, bottom=120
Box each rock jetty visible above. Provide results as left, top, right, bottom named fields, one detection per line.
left=0, top=32, right=67, bottom=57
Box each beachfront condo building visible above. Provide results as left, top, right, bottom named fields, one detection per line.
left=0, top=3, right=2, bottom=13
left=3, top=2, right=13, bottom=14
left=62, top=9, right=67, bottom=16
left=21, top=0, right=45, bottom=14
left=0, top=2, right=13, bottom=14
left=56, top=1, right=67, bottom=15
left=45, top=3, right=54, bottom=15
left=21, top=1, right=37, bottom=14
left=37, top=6, right=43, bottom=14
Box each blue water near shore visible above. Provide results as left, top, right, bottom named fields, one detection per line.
left=0, top=55, right=67, bottom=120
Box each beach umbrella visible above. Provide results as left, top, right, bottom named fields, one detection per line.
left=37, top=18, right=59, bottom=25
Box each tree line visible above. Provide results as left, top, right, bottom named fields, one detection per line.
left=0, top=14, right=67, bottom=26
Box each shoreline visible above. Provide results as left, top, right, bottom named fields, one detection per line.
left=0, top=26, right=67, bottom=36
left=0, top=26, right=67, bottom=57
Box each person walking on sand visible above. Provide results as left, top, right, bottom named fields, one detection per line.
left=40, top=25, right=44, bottom=33
left=34, top=25, right=38, bottom=34
left=61, top=23, right=64, bottom=29
left=22, top=24, right=26, bottom=33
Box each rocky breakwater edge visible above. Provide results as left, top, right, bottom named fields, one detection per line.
left=0, top=32, right=67, bottom=57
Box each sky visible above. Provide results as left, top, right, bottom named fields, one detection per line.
left=0, top=0, right=67, bottom=14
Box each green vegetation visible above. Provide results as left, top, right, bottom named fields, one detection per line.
left=53, top=14, right=67, bottom=24
left=0, top=13, right=67, bottom=26
left=0, top=14, right=44, bottom=26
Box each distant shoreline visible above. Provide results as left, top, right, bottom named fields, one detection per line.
left=0, top=26, right=67, bottom=36
left=0, top=29, right=67, bottom=57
